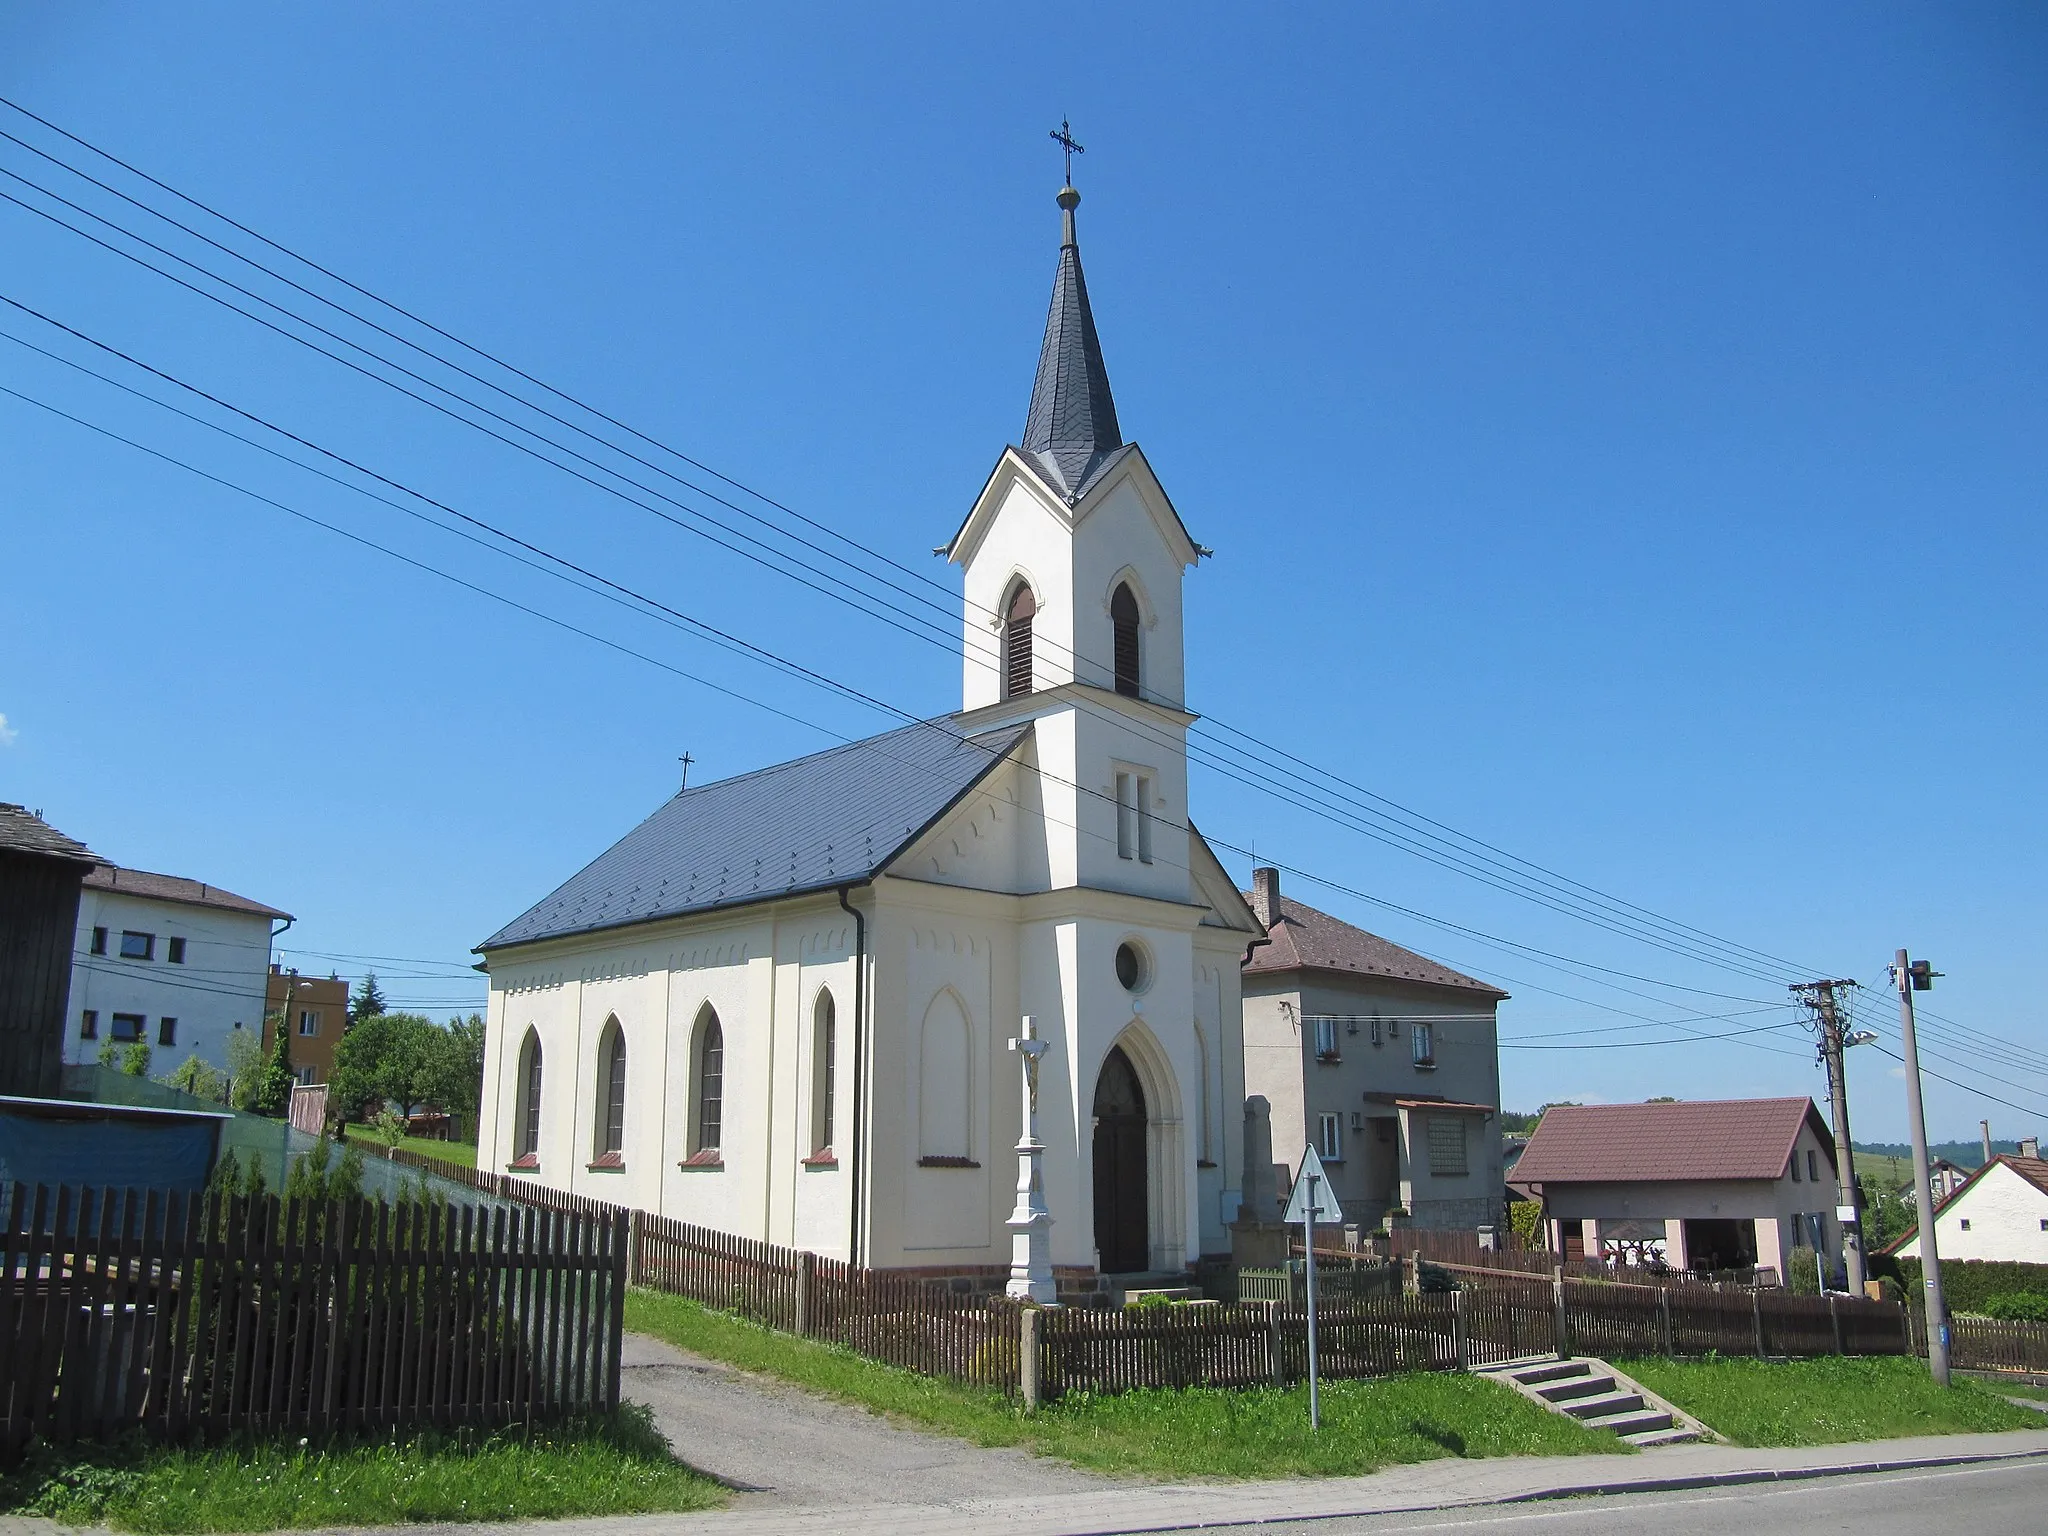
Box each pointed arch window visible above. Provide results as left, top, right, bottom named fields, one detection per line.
left=693, top=1011, right=724, bottom=1157
left=1004, top=583, right=1037, bottom=699
left=1111, top=582, right=1141, bottom=698
left=595, top=1020, right=627, bottom=1160
left=515, top=1030, right=543, bottom=1163
left=810, top=991, right=836, bottom=1159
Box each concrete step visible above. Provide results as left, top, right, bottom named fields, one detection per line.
left=1539, top=1374, right=1617, bottom=1403
left=1510, top=1361, right=1592, bottom=1386
left=1626, top=1425, right=1705, bottom=1447
left=1586, top=1408, right=1676, bottom=1439
left=1562, top=1389, right=1645, bottom=1420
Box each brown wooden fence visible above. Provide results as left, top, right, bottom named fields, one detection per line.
left=0, top=1184, right=626, bottom=1457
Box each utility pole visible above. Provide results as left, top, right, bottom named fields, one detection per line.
left=1893, top=949, right=1950, bottom=1386
left=1792, top=979, right=1870, bottom=1294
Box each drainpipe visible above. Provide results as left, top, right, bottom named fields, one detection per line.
left=838, top=885, right=868, bottom=1267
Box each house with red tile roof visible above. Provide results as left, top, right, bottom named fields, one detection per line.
left=1241, top=866, right=1508, bottom=1233
left=1886, top=1155, right=2048, bottom=1265
left=1508, top=1097, right=1844, bottom=1281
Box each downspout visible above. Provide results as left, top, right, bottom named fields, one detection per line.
left=837, top=885, right=868, bottom=1268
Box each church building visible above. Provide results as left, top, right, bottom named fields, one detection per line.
left=474, top=181, right=1262, bottom=1284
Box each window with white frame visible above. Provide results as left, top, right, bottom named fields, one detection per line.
left=1313, top=1016, right=1340, bottom=1061
left=1426, top=1114, right=1467, bottom=1175
left=1412, top=1020, right=1435, bottom=1067
left=1318, top=1112, right=1343, bottom=1162
left=298, top=1009, right=322, bottom=1037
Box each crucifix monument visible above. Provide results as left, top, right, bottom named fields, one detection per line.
left=1005, top=1014, right=1057, bottom=1303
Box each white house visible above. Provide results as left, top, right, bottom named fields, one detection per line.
left=67, top=865, right=291, bottom=1075
left=475, top=181, right=1262, bottom=1286
left=1888, top=1155, right=2048, bottom=1265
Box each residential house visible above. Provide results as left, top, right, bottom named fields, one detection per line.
left=1241, top=867, right=1508, bottom=1232
left=69, top=866, right=290, bottom=1076
left=1928, top=1157, right=1970, bottom=1205
left=1510, top=1097, right=1844, bottom=1281
left=475, top=180, right=1261, bottom=1283
left=1886, top=1155, right=2048, bottom=1265
left=0, top=805, right=101, bottom=1098
left=263, top=967, right=348, bottom=1086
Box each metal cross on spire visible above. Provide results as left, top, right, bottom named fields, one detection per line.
left=1050, top=119, right=1085, bottom=185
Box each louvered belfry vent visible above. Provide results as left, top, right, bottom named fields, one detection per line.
left=1005, top=583, right=1037, bottom=698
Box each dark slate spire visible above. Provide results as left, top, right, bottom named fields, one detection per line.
left=1021, top=185, right=1123, bottom=501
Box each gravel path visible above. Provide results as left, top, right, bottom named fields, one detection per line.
left=620, top=1330, right=1115, bottom=1510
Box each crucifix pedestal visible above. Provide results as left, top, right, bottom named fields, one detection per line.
left=1006, top=1015, right=1057, bottom=1304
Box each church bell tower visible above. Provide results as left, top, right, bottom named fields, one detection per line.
left=940, top=176, right=1208, bottom=901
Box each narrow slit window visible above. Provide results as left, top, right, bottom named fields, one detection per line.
left=598, top=1025, right=627, bottom=1157
left=517, top=1032, right=543, bottom=1161
left=812, top=992, right=836, bottom=1157
left=1115, top=771, right=1136, bottom=858
left=1136, top=774, right=1153, bottom=863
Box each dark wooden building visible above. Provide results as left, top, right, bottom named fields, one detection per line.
left=0, top=805, right=100, bottom=1098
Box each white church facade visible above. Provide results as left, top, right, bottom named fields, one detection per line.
left=475, top=182, right=1262, bottom=1283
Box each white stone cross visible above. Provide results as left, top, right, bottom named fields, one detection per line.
left=1006, top=1015, right=1056, bottom=1304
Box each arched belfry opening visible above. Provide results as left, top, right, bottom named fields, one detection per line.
left=1003, top=582, right=1037, bottom=699
left=1110, top=582, right=1141, bottom=698
left=1092, top=1044, right=1149, bottom=1273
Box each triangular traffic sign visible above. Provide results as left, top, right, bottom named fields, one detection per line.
left=1282, top=1144, right=1343, bottom=1224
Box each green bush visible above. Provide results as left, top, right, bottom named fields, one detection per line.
left=1983, top=1292, right=2048, bottom=1322
left=1508, top=1199, right=1544, bottom=1249
left=1874, top=1257, right=2048, bottom=1315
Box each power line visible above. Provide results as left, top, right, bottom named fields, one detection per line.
left=3, top=306, right=1810, bottom=1030
left=3, top=370, right=1800, bottom=1049
left=0, top=107, right=1823, bottom=994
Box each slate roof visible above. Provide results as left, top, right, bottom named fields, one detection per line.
left=1244, top=892, right=1508, bottom=998
left=480, top=718, right=1030, bottom=951
left=84, top=865, right=291, bottom=921
left=0, top=803, right=99, bottom=864
left=1021, top=188, right=1124, bottom=502
left=1508, top=1098, right=1832, bottom=1187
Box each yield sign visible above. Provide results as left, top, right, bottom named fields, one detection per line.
left=1282, top=1145, right=1343, bottom=1224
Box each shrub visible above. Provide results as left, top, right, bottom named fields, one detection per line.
left=1508, top=1199, right=1544, bottom=1249
left=1983, top=1292, right=2048, bottom=1322
left=1880, top=1258, right=2048, bottom=1315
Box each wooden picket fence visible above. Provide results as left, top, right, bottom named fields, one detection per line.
left=0, top=1183, right=626, bottom=1458
left=379, top=1151, right=2048, bottom=1392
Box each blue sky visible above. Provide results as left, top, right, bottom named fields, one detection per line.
left=3, top=2, right=2042, bottom=1140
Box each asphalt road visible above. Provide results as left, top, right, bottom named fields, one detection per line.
left=1229, top=1459, right=2048, bottom=1535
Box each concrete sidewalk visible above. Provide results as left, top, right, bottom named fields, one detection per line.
left=549, top=1429, right=2048, bottom=1534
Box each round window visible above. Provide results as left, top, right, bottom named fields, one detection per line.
left=1115, top=941, right=1149, bottom=993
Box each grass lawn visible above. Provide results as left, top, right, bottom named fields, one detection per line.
left=626, top=1289, right=1620, bottom=1480
left=0, top=1409, right=723, bottom=1532
left=1623, top=1355, right=2043, bottom=1447
left=341, top=1126, right=478, bottom=1168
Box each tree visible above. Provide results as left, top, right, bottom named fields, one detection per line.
left=251, top=1013, right=296, bottom=1118
left=428, top=1012, right=487, bottom=1131
left=330, top=1012, right=441, bottom=1122
left=348, top=973, right=388, bottom=1027
left=161, top=1053, right=226, bottom=1102
left=224, top=1027, right=265, bottom=1110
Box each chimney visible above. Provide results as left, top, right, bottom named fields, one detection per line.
left=2021, top=1136, right=2040, bottom=1161
left=1251, top=866, right=1280, bottom=928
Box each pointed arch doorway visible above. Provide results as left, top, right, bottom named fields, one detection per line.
left=1092, top=1044, right=1149, bottom=1274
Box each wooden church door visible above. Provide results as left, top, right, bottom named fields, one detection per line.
left=1092, top=1045, right=1149, bottom=1274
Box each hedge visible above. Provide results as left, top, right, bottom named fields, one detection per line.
left=1869, top=1255, right=2048, bottom=1316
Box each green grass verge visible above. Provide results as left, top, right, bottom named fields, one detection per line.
left=626, top=1288, right=1620, bottom=1480
left=341, top=1127, right=478, bottom=1168
left=1622, top=1355, right=2043, bottom=1447
left=0, top=1408, right=723, bottom=1533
